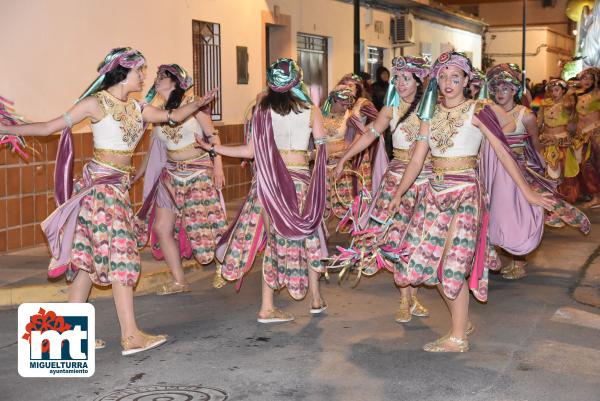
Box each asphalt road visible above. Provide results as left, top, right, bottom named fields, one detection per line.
left=1, top=214, right=600, bottom=401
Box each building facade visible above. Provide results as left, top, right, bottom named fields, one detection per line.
left=0, top=0, right=484, bottom=252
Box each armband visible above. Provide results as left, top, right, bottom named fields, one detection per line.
left=368, top=125, right=381, bottom=138
left=414, top=135, right=428, bottom=142
left=166, top=110, right=177, bottom=127
left=314, top=137, right=327, bottom=146
left=63, top=113, right=73, bottom=128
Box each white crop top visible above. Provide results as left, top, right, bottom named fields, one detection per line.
left=390, top=104, right=421, bottom=150
left=429, top=100, right=483, bottom=157
left=153, top=98, right=203, bottom=151
left=271, top=107, right=313, bottom=151
left=91, top=91, right=144, bottom=152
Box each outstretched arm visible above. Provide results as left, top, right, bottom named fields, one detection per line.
left=195, top=110, right=225, bottom=189
left=334, top=107, right=393, bottom=178
left=142, top=88, right=217, bottom=124
left=0, top=97, right=100, bottom=137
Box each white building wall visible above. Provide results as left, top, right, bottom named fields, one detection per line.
left=485, top=26, right=574, bottom=83
left=0, top=0, right=484, bottom=126
left=408, top=18, right=483, bottom=68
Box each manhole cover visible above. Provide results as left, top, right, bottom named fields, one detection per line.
left=95, top=385, right=228, bottom=401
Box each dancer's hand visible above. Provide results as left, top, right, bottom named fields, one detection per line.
left=213, top=166, right=225, bottom=190
left=388, top=191, right=403, bottom=212
left=333, top=162, right=345, bottom=180
left=195, top=133, right=211, bottom=151
left=195, top=87, right=218, bottom=108
left=525, top=189, right=555, bottom=211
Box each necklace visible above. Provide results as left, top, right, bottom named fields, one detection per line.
left=430, top=99, right=473, bottom=154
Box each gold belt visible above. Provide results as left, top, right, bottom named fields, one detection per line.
left=285, top=162, right=309, bottom=168
left=511, top=146, right=525, bottom=154
left=94, top=147, right=134, bottom=156
left=92, top=158, right=135, bottom=174
left=431, top=156, right=478, bottom=173
left=93, top=149, right=135, bottom=173
left=280, top=149, right=309, bottom=167
left=393, top=148, right=410, bottom=161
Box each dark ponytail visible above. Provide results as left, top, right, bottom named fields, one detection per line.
left=390, top=75, right=424, bottom=133
left=164, top=70, right=186, bottom=110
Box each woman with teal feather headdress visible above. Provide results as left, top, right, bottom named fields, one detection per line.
left=331, top=56, right=432, bottom=325
left=388, top=52, right=556, bottom=353
left=320, top=84, right=365, bottom=222
left=134, top=64, right=228, bottom=294
left=486, top=64, right=590, bottom=281
left=336, top=73, right=379, bottom=193
left=197, top=58, right=329, bottom=322
left=0, top=47, right=217, bottom=356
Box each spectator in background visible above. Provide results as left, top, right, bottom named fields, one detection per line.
left=371, top=66, right=390, bottom=111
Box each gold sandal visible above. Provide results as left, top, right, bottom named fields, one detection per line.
left=395, top=297, right=411, bottom=323
left=500, top=261, right=514, bottom=274
left=410, top=296, right=429, bottom=317
left=310, top=299, right=328, bottom=314
left=95, top=338, right=106, bottom=349
left=213, top=264, right=227, bottom=289
left=257, top=308, right=295, bottom=324
left=121, top=330, right=168, bottom=356
left=503, top=261, right=526, bottom=280
left=156, top=281, right=191, bottom=296
left=423, top=335, right=469, bottom=353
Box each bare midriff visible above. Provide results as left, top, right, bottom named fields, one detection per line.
left=577, top=110, right=600, bottom=131
left=543, top=125, right=569, bottom=137
left=167, top=143, right=207, bottom=162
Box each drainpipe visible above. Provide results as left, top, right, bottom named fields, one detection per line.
left=354, top=0, right=360, bottom=73
left=522, top=0, right=527, bottom=92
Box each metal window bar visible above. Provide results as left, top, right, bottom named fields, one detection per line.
left=297, top=34, right=327, bottom=53
left=192, top=20, right=222, bottom=121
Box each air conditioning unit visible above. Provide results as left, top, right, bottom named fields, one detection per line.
left=390, top=12, right=415, bottom=46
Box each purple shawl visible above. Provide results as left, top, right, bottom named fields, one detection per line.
left=54, top=128, right=74, bottom=206
left=477, top=105, right=544, bottom=255
left=253, top=107, right=327, bottom=239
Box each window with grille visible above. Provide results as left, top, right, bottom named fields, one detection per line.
left=192, top=20, right=222, bottom=121
left=297, top=33, right=328, bottom=104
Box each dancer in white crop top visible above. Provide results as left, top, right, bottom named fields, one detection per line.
left=333, top=56, right=432, bottom=325
left=487, top=64, right=589, bottom=281
left=136, top=64, right=228, bottom=295
left=389, top=52, right=554, bottom=353
left=1, top=48, right=216, bottom=357
left=197, top=58, right=328, bottom=324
